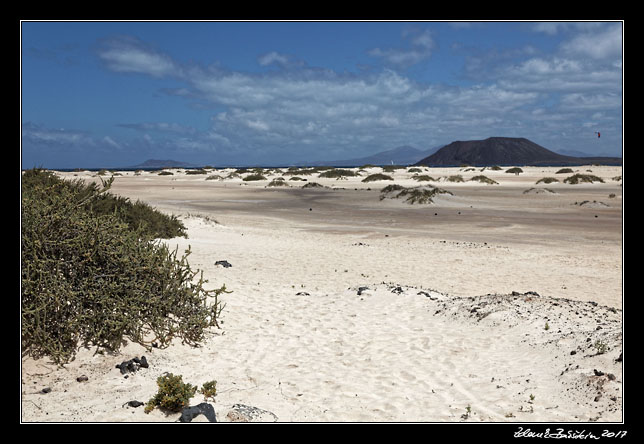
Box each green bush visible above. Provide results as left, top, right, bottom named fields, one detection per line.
left=556, top=168, right=574, bottom=174
left=564, top=174, right=605, bottom=184
left=242, top=174, right=267, bottom=181
left=536, top=177, right=559, bottom=184
left=145, top=373, right=197, bottom=414
left=505, top=167, right=523, bottom=175
left=380, top=184, right=452, bottom=204
left=267, top=178, right=289, bottom=187
left=21, top=169, right=226, bottom=364
left=412, top=175, right=437, bottom=182
left=361, top=173, right=393, bottom=183
left=469, top=175, right=498, bottom=185
left=318, top=169, right=358, bottom=179
left=302, top=182, right=325, bottom=189
left=199, top=380, right=218, bottom=401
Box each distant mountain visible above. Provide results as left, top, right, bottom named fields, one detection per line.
left=415, top=137, right=622, bottom=167
left=130, top=159, right=197, bottom=169
left=305, top=145, right=443, bottom=167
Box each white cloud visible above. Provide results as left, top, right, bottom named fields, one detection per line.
left=561, top=23, right=622, bottom=59
left=98, top=36, right=181, bottom=77
left=368, top=29, right=435, bottom=67
left=89, top=32, right=622, bottom=161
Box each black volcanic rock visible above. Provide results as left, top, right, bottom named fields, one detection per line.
left=414, top=137, right=621, bottom=167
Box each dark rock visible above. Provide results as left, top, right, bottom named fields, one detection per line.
left=615, top=352, right=622, bottom=363
left=593, top=369, right=604, bottom=377
left=40, top=387, right=51, bottom=394
left=391, top=286, right=404, bottom=294
left=296, top=292, right=310, bottom=296
left=215, top=260, right=232, bottom=268
left=116, top=356, right=149, bottom=375
left=179, top=403, right=217, bottom=423
left=357, top=286, right=369, bottom=296
left=124, top=400, right=145, bottom=408
left=76, top=375, right=89, bottom=382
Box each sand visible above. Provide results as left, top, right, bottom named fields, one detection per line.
left=21, top=165, right=623, bottom=423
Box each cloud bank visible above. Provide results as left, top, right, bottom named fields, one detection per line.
left=28, top=24, right=621, bottom=167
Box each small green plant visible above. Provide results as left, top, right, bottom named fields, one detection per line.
left=461, top=404, right=472, bottom=419
left=594, top=340, right=608, bottom=355
left=199, top=380, right=218, bottom=401
left=556, top=168, right=574, bottom=174
left=145, top=373, right=197, bottom=414
left=158, top=170, right=174, bottom=176
left=544, top=322, right=550, bottom=331
left=407, top=167, right=423, bottom=173
left=505, top=167, right=523, bottom=175
left=529, top=394, right=535, bottom=403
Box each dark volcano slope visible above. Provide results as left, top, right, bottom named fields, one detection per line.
left=414, top=137, right=621, bottom=167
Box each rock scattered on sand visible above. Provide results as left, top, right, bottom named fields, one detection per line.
left=215, top=260, right=232, bottom=268
left=179, top=402, right=217, bottom=422
left=225, top=404, right=278, bottom=422
left=115, top=356, right=149, bottom=375
left=123, top=400, right=145, bottom=408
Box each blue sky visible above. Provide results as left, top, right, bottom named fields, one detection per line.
left=21, top=21, right=623, bottom=168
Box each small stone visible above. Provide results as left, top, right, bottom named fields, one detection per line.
left=179, top=403, right=217, bottom=423
left=215, top=260, right=232, bottom=268
left=76, top=375, right=88, bottom=383
left=40, top=387, right=51, bottom=394
left=125, top=400, right=144, bottom=408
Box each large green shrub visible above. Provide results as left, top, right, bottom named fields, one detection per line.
left=21, top=169, right=226, bottom=364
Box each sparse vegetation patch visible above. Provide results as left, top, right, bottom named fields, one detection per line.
left=362, top=173, right=394, bottom=182
left=536, top=177, right=559, bottom=184
left=380, top=184, right=452, bottom=204
left=469, top=175, right=498, bottom=185
left=564, top=174, right=605, bottom=184
left=318, top=169, right=358, bottom=179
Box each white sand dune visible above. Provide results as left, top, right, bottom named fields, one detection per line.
left=21, top=165, right=623, bottom=423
